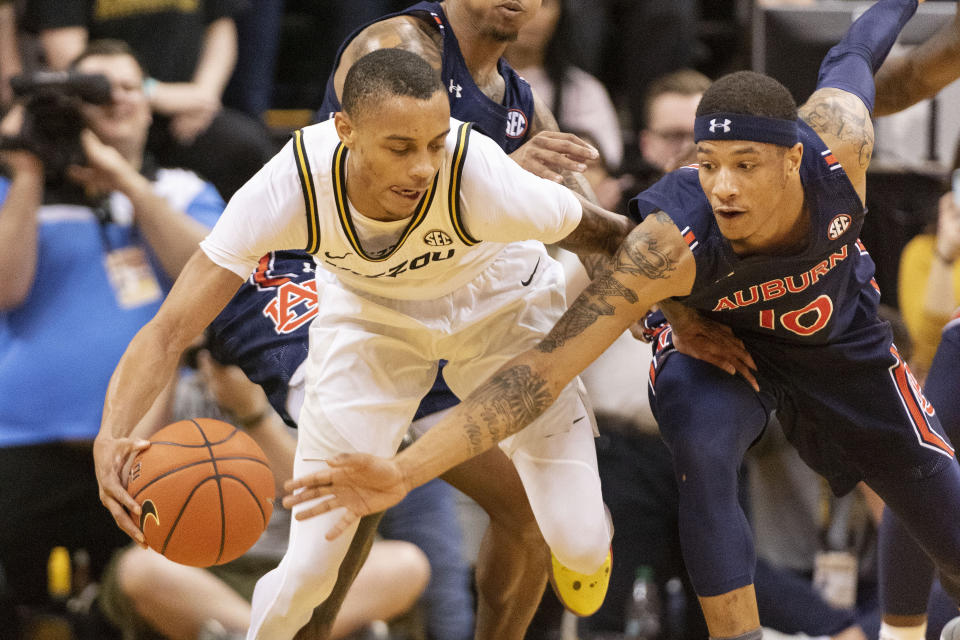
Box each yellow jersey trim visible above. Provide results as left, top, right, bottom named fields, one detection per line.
left=331, top=142, right=439, bottom=262
left=292, top=129, right=321, bottom=254
left=448, top=123, right=479, bottom=246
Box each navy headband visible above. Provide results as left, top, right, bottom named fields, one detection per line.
left=694, top=113, right=799, bottom=148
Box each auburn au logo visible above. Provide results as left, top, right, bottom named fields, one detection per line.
left=424, top=230, right=453, bottom=246
left=827, top=214, right=852, bottom=240
left=263, top=280, right=319, bottom=334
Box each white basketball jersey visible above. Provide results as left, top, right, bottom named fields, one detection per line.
left=293, top=120, right=508, bottom=300
left=201, top=117, right=580, bottom=300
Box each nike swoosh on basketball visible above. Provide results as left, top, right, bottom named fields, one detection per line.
left=140, top=499, right=160, bottom=530
left=521, top=258, right=541, bottom=286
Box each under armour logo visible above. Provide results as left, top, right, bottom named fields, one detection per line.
left=709, top=118, right=732, bottom=133
left=448, top=79, right=462, bottom=99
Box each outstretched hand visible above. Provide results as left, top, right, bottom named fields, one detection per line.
left=670, top=311, right=760, bottom=392
left=283, top=453, right=410, bottom=540
left=509, top=131, right=599, bottom=183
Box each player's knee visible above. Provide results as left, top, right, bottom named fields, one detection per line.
left=378, top=540, right=431, bottom=594
left=666, top=429, right=740, bottom=487
left=369, top=540, right=431, bottom=612
left=115, top=545, right=171, bottom=602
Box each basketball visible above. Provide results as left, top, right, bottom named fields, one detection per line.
left=127, top=418, right=275, bottom=567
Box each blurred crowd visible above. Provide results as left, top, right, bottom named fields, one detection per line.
left=2, top=1, right=960, bottom=640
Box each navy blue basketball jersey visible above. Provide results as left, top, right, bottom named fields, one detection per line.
left=631, top=120, right=878, bottom=346
left=317, top=1, right=536, bottom=153
left=636, top=121, right=954, bottom=494
left=206, top=251, right=316, bottom=427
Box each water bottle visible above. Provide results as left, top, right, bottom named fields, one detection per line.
left=625, top=565, right=661, bottom=640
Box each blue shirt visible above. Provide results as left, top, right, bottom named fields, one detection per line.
left=0, top=171, right=223, bottom=446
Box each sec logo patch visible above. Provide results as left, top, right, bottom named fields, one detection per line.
left=506, top=109, right=528, bottom=139
left=424, top=230, right=453, bottom=246
left=827, top=214, right=852, bottom=240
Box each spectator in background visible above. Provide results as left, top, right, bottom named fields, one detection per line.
left=0, top=0, right=21, bottom=111
left=636, top=69, right=711, bottom=187
left=0, top=39, right=223, bottom=636
left=505, top=0, right=623, bottom=173
left=222, top=0, right=285, bottom=119
left=898, top=139, right=960, bottom=381
left=564, top=0, right=699, bottom=141
left=24, top=0, right=277, bottom=200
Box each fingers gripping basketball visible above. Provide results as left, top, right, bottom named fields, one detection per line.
left=126, top=418, right=275, bottom=567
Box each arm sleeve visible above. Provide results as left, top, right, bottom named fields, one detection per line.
left=200, top=139, right=309, bottom=278
left=816, top=0, right=919, bottom=112
left=457, top=131, right=581, bottom=244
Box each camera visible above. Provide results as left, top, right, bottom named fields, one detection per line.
left=1, top=70, right=112, bottom=184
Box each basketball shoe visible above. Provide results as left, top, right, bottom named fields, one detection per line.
left=548, top=547, right=612, bottom=617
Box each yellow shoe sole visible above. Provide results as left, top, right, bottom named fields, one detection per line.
left=548, top=548, right=612, bottom=617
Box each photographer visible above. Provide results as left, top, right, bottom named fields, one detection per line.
left=0, top=39, right=223, bottom=635
left=25, top=0, right=277, bottom=200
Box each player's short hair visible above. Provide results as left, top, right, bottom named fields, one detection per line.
left=342, top=48, right=443, bottom=120
left=643, top=69, right=712, bottom=125
left=696, top=70, right=797, bottom=122
left=69, top=39, right=147, bottom=78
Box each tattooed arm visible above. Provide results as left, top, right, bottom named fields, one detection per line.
left=557, top=195, right=636, bottom=261
left=282, top=214, right=695, bottom=536
left=515, top=94, right=625, bottom=278
left=799, top=88, right=874, bottom=202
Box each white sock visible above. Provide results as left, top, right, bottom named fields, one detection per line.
left=879, top=621, right=927, bottom=640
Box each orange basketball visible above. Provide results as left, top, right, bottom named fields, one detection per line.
left=127, top=418, right=275, bottom=567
